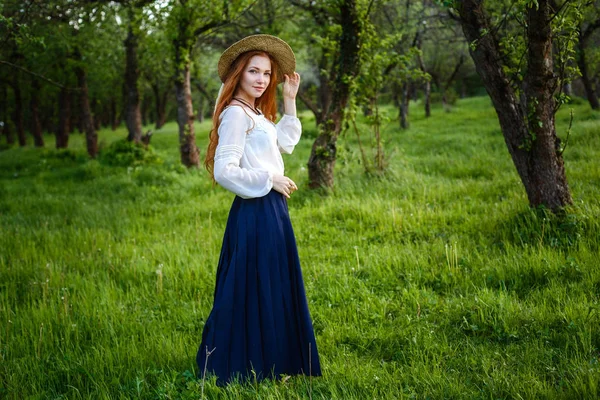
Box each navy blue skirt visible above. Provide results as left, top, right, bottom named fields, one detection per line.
left=197, top=190, right=322, bottom=385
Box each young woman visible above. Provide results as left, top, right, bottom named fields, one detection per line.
left=198, top=34, right=322, bottom=385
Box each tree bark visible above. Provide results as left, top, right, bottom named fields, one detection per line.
left=1, top=83, right=15, bottom=145
left=141, top=94, right=150, bottom=127
left=442, top=54, right=465, bottom=112
left=174, top=61, right=199, bottom=167
left=424, top=80, right=431, bottom=118
left=415, top=32, right=430, bottom=118
left=307, top=119, right=338, bottom=188
left=197, top=98, right=205, bottom=123
left=29, top=79, right=44, bottom=147
left=576, top=36, right=599, bottom=110
left=523, top=0, right=571, bottom=207
left=307, top=0, right=361, bottom=189
left=399, top=82, right=410, bottom=129
left=316, top=56, right=333, bottom=126
left=193, top=80, right=213, bottom=124
left=70, top=91, right=81, bottom=134
left=110, top=97, right=119, bottom=130
left=11, top=78, right=26, bottom=147
left=152, top=82, right=169, bottom=129
left=3, top=121, right=14, bottom=145
left=124, top=25, right=143, bottom=142
left=91, top=98, right=102, bottom=131
left=41, top=106, right=53, bottom=136
left=56, top=86, right=70, bottom=148
left=74, top=63, right=98, bottom=158
left=457, top=0, right=571, bottom=211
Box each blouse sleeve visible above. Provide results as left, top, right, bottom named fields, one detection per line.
left=214, top=107, right=273, bottom=199
left=276, top=114, right=302, bottom=154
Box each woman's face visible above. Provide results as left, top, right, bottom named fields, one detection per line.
left=238, top=54, right=271, bottom=100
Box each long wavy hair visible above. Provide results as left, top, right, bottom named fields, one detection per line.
left=205, top=51, right=279, bottom=179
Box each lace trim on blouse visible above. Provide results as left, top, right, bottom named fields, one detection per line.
left=214, top=144, right=244, bottom=163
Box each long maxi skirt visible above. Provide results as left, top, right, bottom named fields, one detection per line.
left=197, top=190, right=322, bottom=385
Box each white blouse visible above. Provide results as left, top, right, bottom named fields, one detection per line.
left=213, top=105, right=302, bottom=199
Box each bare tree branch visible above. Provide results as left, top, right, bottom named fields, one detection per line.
left=0, top=60, right=77, bottom=90
left=297, top=90, right=320, bottom=119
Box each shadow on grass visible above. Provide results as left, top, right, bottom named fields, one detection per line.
left=494, top=206, right=584, bottom=250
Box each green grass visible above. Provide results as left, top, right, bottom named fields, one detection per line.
left=1, top=97, right=599, bottom=399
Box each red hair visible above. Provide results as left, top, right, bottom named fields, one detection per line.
left=205, top=51, right=279, bottom=179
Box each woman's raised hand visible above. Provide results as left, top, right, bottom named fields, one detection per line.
left=282, top=72, right=301, bottom=100
left=272, top=174, right=298, bottom=199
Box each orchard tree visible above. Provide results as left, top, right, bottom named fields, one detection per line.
left=106, top=0, right=155, bottom=143
left=190, top=48, right=221, bottom=123
left=374, top=0, right=430, bottom=128
left=0, top=1, right=27, bottom=147
left=167, top=0, right=251, bottom=167
left=575, top=0, right=600, bottom=110
left=450, top=0, right=587, bottom=210
left=290, top=0, right=370, bottom=189
left=140, top=4, right=174, bottom=129
left=416, top=2, right=472, bottom=114
left=1, top=0, right=123, bottom=154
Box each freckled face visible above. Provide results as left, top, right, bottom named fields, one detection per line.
left=238, top=55, right=271, bottom=100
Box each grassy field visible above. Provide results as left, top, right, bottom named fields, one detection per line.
left=0, top=97, right=599, bottom=399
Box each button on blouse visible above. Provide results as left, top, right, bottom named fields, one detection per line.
left=213, top=105, right=302, bottom=199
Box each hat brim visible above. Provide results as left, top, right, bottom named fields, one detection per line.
left=218, top=34, right=296, bottom=84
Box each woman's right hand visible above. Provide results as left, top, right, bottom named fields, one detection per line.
left=272, top=174, right=298, bottom=199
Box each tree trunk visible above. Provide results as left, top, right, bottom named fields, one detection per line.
left=460, top=78, right=468, bottom=98
left=70, top=91, right=81, bottom=133
left=154, top=87, right=167, bottom=129
left=3, top=122, right=14, bottom=145
left=57, top=86, right=70, bottom=148
left=11, top=79, right=26, bottom=147
left=29, top=79, right=44, bottom=147
left=442, top=54, right=465, bottom=113
left=174, top=62, right=199, bottom=167
left=74, top=64, right=98, bottom=158
left=41, top=106, right=53, bottom=136
left=576, top=36, right=599, bottom=110
left=414, top=32, right=430, bottom=118
left=1, top=83, right=15, bottom=145
left=563, top=82, right=572, bottom=97
left=522, top=0, right=571, bottom=208
left=363, top=95, right=375, bottom=117
left=317, top=66, right=332, bottom=126
left=124, top=25, right=143, bottom=142
left=110, top=97, right=119, bottom=130
left=307, top=0, right=361, bottom=189
left=198, top=98, right=205, bottom=123
left=399, top=82, right=410, bottom=129
left=91, top=98, right=102, bottom=131
left=307, top=119, right=338, bottom=189
left=457, top=0, right=571, bottom=211
left=143, top=94, right=154, bottom=127
left=141, top=95, right=148, bottom=127
left=424, top=80, right=431, bottom=118
left=152, top=81, right=170, bottom=129
left=442, top=90, right=450, bottom=113
left=101, top=102, right=111, bottom=128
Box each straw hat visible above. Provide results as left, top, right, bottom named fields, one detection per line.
left=218, top=34, right=296, bottom=83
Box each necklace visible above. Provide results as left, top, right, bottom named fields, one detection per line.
left=232, top=97, right=262, bottom=115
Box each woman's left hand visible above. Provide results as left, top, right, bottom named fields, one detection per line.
left=282, top=72, right=301, bottom=100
